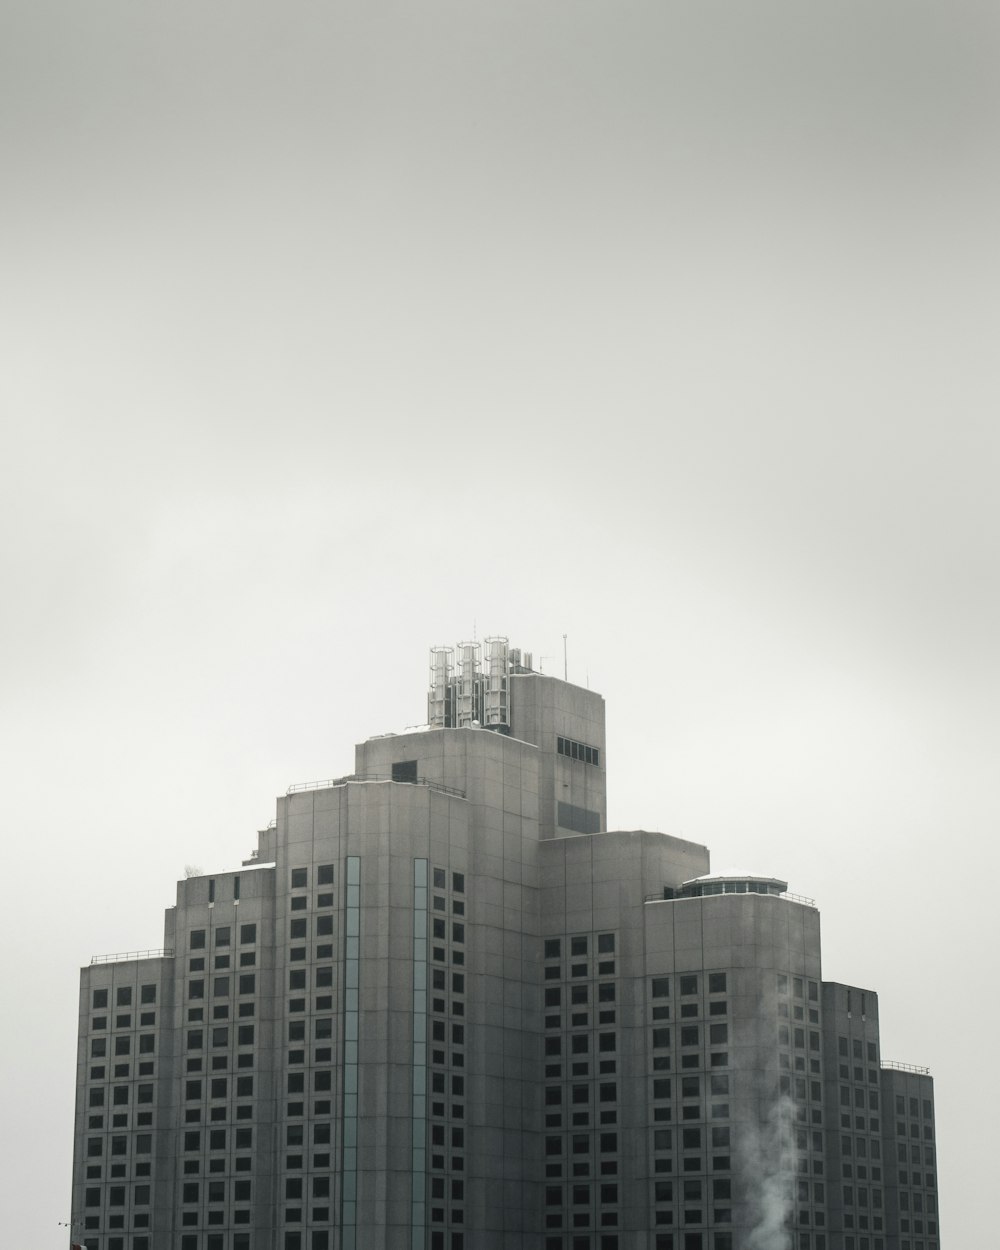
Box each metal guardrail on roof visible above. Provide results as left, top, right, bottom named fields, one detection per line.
left=286, top=773, right=466, bottom=800
left=90, top=949, right=174, bottom=965
left=643, top=888, right=817, bottom=907
left=881, top=1059, right=931, bottom=1075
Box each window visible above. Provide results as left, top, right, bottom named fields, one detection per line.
left=544, top=939, right=561, bottom=959
left=708, top=973, right=727, bottom=994
left=557, top=735, right=600, bottom=766
left=190, top=930, right=206, bottom=950
left=291, top=867, right=308, bottom=888
left=679, top=976, right=698, bottom=996
left=116, top=987, right=132, bottom=1006
left=392, top=759, right=418, bottom=782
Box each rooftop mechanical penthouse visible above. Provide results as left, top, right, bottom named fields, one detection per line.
left=71, top=638, right=941, bottom=1250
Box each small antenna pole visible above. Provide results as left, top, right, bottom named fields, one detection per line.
left=563, top=634, right=568, bottom=681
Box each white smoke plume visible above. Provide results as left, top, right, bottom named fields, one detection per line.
left=740, top=1093, right=797, bottom=1250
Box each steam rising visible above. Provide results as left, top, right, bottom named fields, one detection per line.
left=740, top=1094, right=797, bottom=1250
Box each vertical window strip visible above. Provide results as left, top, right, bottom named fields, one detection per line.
left=412, top=859, right=428, bottom=1249
left=341, top=856, right=361, bottom=1250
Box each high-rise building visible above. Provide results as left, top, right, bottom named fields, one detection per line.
left=70, top=640, right=940, bottom=1250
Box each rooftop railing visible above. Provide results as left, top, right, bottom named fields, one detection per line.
left=287, top=773, right=466, bottom=800
left=881, top=1059, right=931, bottom=1075
left=91, top=949, right=174, bottom=965
left=644, top=888, right=817, bottom=907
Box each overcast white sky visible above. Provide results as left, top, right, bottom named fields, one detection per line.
left=1, top=1, right=997, bottom=1245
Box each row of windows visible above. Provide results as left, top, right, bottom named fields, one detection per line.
left=651, top=1025, right=729, bottom=1047
left=651, top=1075, right=731, bottom=1099
left=840, top=1037, right=878, bottom=1062
left=546, top=962, right=616, bottom=983
left=93, top=986, right=157, bottom=1009
left=545, top=935, right=614, bottom=960
left=91, top=1012, right=155, bottom=1032
left=89, top=1086, right=155, bottom=1107
left=291, top=865, right=335, bottom=889
left=189, top=975, right=257, bottom=998
left=287, top=914, right=336, bottom=939
left=651, top=974, right=727, bottom=998
left=191, top=925, right=257, bottom=949
left=186, top=1025, right=256, bottom=1048
left=777, top=975, right=820, bottom=1000
left=289, top=966, right=335, bottom=990
left=179, top=1180, right=253, bottom=1202
left=86, top=1134, right=154, bottom=1156
left=839, top=1064, right=879, bottom=1084
left=556, top=736, right=601, bottom=766
left=85, top=1184, right=153, bottom=1205
left=293, top=862, right=467, bottom=895
left=292, top=892, right=334, bottom=910
left=184, top=1076, right=254, bottom=1099
left=894, top=1096, right=933, bottom=1120
left=181, top=1128, right=254, bottom=1150
left=191, top=951, right=256, bottom=974
left=90, top=1033, right=155, bottom=1057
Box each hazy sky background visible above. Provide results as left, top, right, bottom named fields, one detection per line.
left=1, top=1, right=997, bottom=1245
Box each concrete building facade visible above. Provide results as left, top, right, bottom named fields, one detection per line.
left=71, top=640, right=940, bottom=1250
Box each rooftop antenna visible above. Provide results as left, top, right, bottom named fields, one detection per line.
left=563, top=634, right=568, bottom=681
